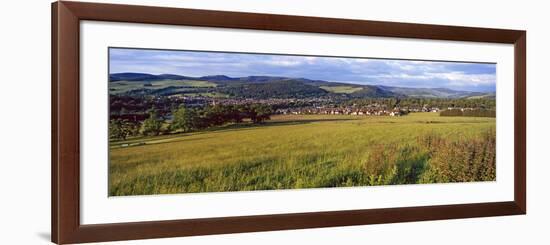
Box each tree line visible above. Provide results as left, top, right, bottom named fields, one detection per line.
left=345, top=97, right=496, bottom=110
left=109, top=104, right=274, bottom=140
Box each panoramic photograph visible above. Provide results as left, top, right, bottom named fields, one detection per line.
left=108, top=47, right=496, bottom=196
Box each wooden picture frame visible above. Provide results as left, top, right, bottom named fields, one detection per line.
left=52, top=1, right=526, bottom=244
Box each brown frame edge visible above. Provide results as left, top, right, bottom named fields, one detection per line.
left=52, top=1, right=526, bottom=244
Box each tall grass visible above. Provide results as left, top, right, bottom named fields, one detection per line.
left=362, top=129, right=496, bottom=186
left=418, top=129, right=496, bottom=183
left=109, top=113, right=496, bottom=196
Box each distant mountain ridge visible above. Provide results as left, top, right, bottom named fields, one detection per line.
left=377, top=86, right=489, bottom=99
left=109, top=73, right=196, bottom=82
left=109, top=72, right=494, bottom=99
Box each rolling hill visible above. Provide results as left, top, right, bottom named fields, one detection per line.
left=377, top=86, right=488, bottom=99
left=109, top=73, right=494, bottom=99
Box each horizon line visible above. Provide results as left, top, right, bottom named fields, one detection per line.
left=109, top=72, right=496, bottom=93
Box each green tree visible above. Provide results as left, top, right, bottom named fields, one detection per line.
left=109, top=119, right=129, bottom=140
left=250, top=104, right=273, bottom=123
left=171, top=106, right=197, bottom=132
left=141, top=109, right=162, bottom=136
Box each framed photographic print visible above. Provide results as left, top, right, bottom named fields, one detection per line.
left=52, top=1, right=526, bottom=244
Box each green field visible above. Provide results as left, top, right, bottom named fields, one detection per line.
left=176, top=92, right=229, bottom=98
left=109, top=113, right=496, bottom=196
left=109, top=79, right=217, bottom=94
left=320, top=85, right=363, bottom=94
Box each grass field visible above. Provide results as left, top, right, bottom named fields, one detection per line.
left=109, top=79, right=217, bottom=94
left=320, top=85, right=363, bottom=94
left=109, top=112, right=496, bottom=196
left=177, top=92, right=229, bottom=98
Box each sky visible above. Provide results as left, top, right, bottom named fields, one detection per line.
left=109, top=48, right=496, bottom=92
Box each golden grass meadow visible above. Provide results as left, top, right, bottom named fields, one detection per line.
left=109, top=113, right=496, bottom=196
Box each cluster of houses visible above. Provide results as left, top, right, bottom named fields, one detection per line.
left=403, top=106, right=441, bottom=113
left=445, top=107, right=476, bottom=111
left=276, top=107, right=405, bottom=116
left=205, top=97, right=331, bottom=106
left=165, top=95, right=448, bottom=117
left=276, top=105, right=443, bottom=117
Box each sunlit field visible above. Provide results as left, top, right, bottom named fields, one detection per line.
left=108, top=112, right=496, bottom=196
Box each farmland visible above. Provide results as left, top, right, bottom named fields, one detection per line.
left=320, top=85, right=364, bottom=94
left=109, top=112, right=496, bottom=196
left=109, top=79, right=217, bottom=95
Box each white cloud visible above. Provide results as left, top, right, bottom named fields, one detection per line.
left=262, top=60, right=302, bottom=66
left=110, top=48, right=496, bottom=92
